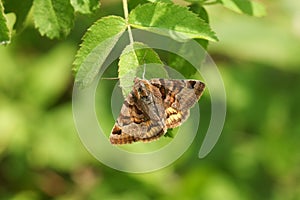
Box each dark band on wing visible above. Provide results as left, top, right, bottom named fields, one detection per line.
left=110, top=134, right=138, bottom=144
left=110, top=125, right=138, bottom=144
left=112, top=125, right=122, bottom=135
left=128, top=104, right=148, bottom=124
left=118, top=114, right=131, bottom=123
left=187, top=80, right=196, bottom=89
left=141, top=128, right=165, bottom=142
left=152, top=82, right=167, bottom=100
left=192, top=81, right=205, bottom=96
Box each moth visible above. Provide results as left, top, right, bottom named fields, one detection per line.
left=110, top=77, right=205, bottom=144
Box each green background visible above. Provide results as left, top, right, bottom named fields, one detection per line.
left=1, top=0, right=300, bottom=199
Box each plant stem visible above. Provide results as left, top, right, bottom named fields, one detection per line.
left=122, top=0, right=134, bottom=44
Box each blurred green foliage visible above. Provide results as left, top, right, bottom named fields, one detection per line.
left=1, top=0, right=300, bottom=199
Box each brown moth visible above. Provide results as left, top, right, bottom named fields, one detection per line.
left=110, top=77, right=205, bottom=144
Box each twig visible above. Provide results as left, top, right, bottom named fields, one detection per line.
left=122, top=0, right=134, bottom=44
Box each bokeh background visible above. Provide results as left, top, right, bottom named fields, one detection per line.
left=1, top=0, right=300, bottom=199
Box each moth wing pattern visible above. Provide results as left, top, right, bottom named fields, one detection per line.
left=150, top=79, right=205, bottom=128
left=110, top=91, right=166, bottom=144
left=109, top=78, right=205, bottom=145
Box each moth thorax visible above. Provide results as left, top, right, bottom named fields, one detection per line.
left=135, top=82, right=153, bottom=104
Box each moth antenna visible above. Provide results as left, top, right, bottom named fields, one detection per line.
left=142, top=63, right=146, bottom=79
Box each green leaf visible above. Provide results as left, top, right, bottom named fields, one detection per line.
left=33, top=0, right=75, bottom=39
left=3, top=0, right=33, bottom=31
left=73, top=16, right=126, bottom=88
left=164, top=129, right=174, bottom=138
left=0, top=0, right=10, bottom=44
left=218, top=0, right=266, bottom=17
left=128, top=0, right=149, bottom=11
left=189, top=3, right=209, bottom=48
left=168, top=52, right=197, bottom=77
left=189, top=3, right=209, bottom=23
left=119, top=42, right=168, bottom=96
left=128, top=2, right=218, bottom=41
left=71, top=0, right=100, bottom=14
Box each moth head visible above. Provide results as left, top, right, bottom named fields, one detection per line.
left=134, top=79, right=153, bottom=104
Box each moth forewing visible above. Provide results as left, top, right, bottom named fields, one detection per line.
left=109, top=78, right=205, bottom=145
